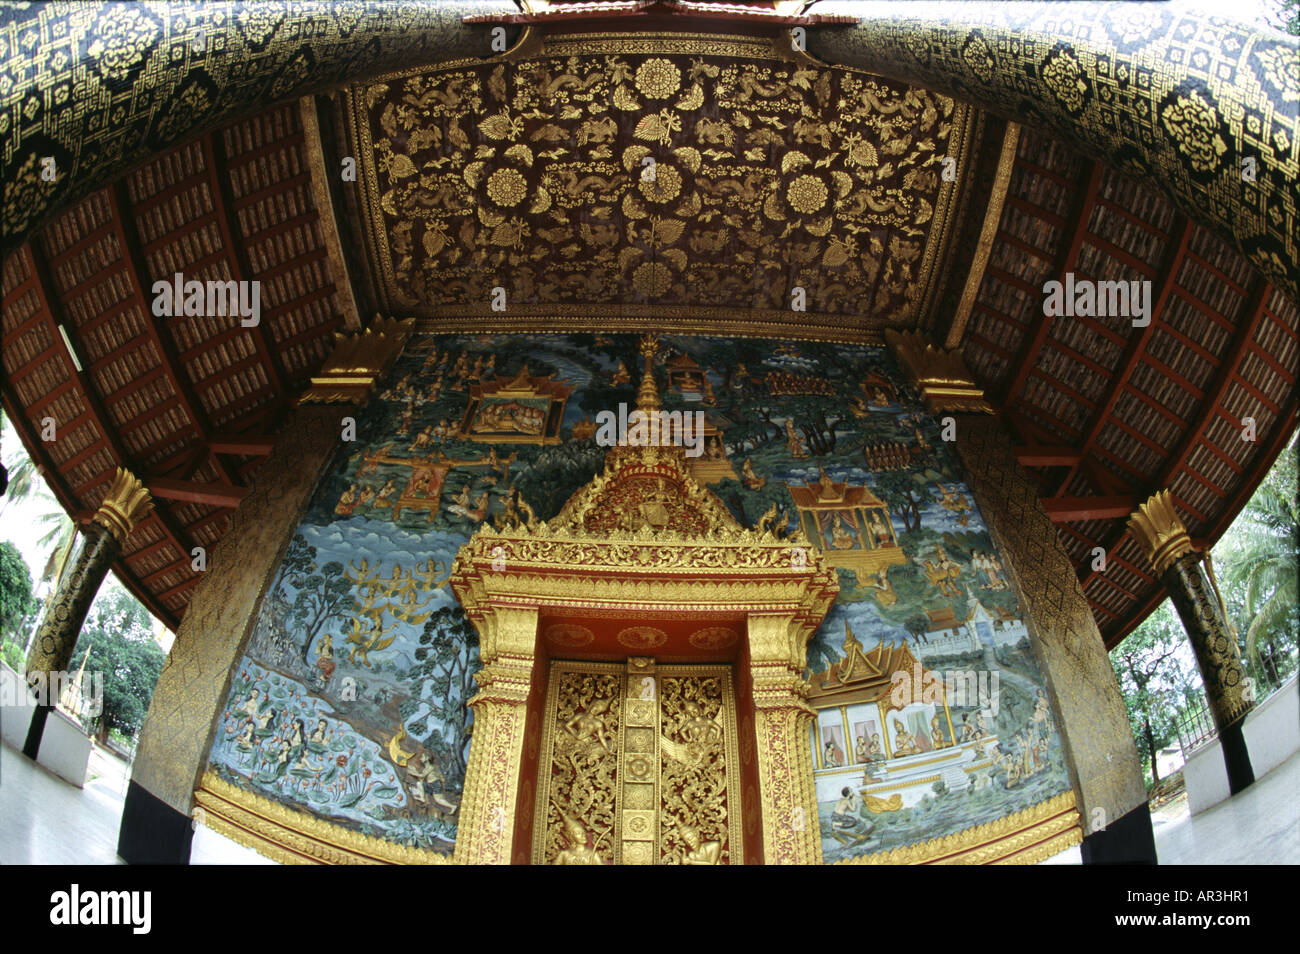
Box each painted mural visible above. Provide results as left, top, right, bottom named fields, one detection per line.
left=206, top=332, right=1071, bottom=860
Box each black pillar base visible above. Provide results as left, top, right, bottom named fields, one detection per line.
left=22, top=703, right=51, bottom=760
left=1220, top=720, right=1255, bottom=794
left=1081, top=801, right=1157, bottom=865
left=117, top=780, right=194, bottom=865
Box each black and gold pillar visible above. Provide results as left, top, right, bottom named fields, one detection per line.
left=122, top=318, right=412, bottom=863
left=23, top=467, right=152, bottom=758
left=1128, top=492, right=1255, bottom=794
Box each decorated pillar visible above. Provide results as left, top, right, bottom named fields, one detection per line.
left=1128, top=492, right=1255, bottom=793
left=745, top=612, right=822, bottom=865
left=886, top=330, right=1153, bottom=863
left=23, top=468, right=151, bottom=759
left=454, top=605, right=540, bottom=865
left=122, top=318, right=412, bottom=863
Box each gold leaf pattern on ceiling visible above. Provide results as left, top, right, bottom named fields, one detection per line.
left=357, top=52, right=962, bottom=318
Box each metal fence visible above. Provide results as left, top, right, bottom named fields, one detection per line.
left=1175, top=700, right=1218, bottom=756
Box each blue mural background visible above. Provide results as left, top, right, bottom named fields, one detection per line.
left=206, top=332, right=1071, bottom=859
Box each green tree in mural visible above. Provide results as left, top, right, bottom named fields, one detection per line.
left=904, top=612, right=929, bottom=643
left=786, top=395, right=846, bottom=457
left=409, top=604, right=479, bottom=780
left=874, top=471, right=934, bottom=533
left=282, top=534, right=357, bottom=665
left=1110, top=601, right=1199, bottom=787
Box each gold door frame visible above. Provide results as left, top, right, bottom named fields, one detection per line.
left=532, top=658, right=743, bottom=865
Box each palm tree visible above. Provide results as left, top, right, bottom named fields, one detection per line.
left=1216, top=431, right=1298, bottom=682
left=0, top=411, right=78, bottom=594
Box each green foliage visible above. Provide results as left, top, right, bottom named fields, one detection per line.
left=1213, top=433, right=1298, bottom=687
left=410, top=603, right=479, bottom=779
left=67, top=584, right=166, bottom=738
left=0, top=540, right=37, bottom=640
left=1110, top=601, right=1199, bottom=787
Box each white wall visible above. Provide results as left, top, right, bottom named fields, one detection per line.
left=0, top=660, right=94, bottom=788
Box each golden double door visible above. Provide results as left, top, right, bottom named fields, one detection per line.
left=532, top=657, right=744, bottom=865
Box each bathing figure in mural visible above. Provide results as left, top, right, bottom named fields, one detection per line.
left=784, top=417, right=808, bottom=458
left=680, top=825, right=723, bottom=865
left=239, top=688, right=275, bottom=730
left=310, top=719, right=328, bottom=746
left=554, top=815, right=603, bottom=865
left=235, top=721, right=257, bottom=750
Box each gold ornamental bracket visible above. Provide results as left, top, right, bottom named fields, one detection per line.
left=884, top=330, right=993, bottom=416
left=92, top=468, right=154, bottom=542
left=1127, top=490, right=1195, bottom=576
left=300, top=316, right=415, bottom=405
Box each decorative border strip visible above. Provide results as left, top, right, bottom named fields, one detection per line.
left=195, top=772, right=455, bottom=866
left=835, top=789, right=1082, bottom=865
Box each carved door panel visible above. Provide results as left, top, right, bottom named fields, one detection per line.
left=532, top=657, right=743, bottom=865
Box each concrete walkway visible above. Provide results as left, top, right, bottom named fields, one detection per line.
left=0, top=738, right=265, bottom=864
left=1154, top=748, right=1300, bottom=864
left=4, top=736, right=1296, bottom=864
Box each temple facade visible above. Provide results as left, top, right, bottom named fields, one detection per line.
left=1, top=0, right=1295, bottom=866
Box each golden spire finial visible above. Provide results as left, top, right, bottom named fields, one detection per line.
left=1127, top=490, right=1195, bottom=575
left=636, top=334, right=660, bottom=412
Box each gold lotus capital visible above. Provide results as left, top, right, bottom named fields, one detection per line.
left=1127, top=490, right=1194, bottom=575
left=93, top=468, right=153, bottom=542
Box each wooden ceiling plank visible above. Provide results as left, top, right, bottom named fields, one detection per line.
left=1002, top=160, right=1102, bottom=407
left=1, top=306, right=45, bottom=346
left=1053, top=216, right=1192, bottom=495
left=108, top=179, right=241, bottom=489
left=205, top=132, right=292, bottom=403
left=1139, top=352, right=1205, bottom=401
left=1155, top=279, right=1272, bottom=491
left=230, top=170, right=313, bottom=212
left=1004, top=194, right=1068, bottom=230
left=1247, top=340, right=1296, bottom=385
left=1170, top=284, right=1238, bottom=334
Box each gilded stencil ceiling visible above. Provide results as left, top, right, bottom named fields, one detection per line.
left=346, top=35, right=973, bottom=330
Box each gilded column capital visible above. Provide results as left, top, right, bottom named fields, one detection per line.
left=300, top=316, right=415, bottom=405
left=92, top=467, right=153, bottom=542
left=884, top=330, right=993, bottom=415
left=1127, top=490, right=1195, bottom=576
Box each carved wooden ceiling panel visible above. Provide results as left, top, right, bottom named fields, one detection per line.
left=344, top=34, right=975, bottom=334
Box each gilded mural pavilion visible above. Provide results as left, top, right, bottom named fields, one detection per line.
left=1, top=0, right=1296, bottom=867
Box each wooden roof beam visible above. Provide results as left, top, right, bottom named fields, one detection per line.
left=145, top=478, right=250, bottom=509
left=207, top=433, right=276, bottom=456
left=1042, top=496, right=1137, bottom=522
left=1014, top=444, right=1082, bottom=467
